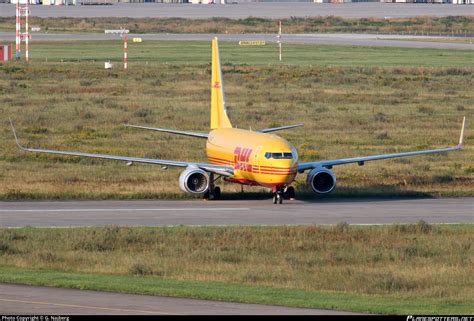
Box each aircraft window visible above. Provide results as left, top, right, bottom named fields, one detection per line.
left=264, top=152, right=293, bottom=159
left=272, top=152, right=293, bottom=159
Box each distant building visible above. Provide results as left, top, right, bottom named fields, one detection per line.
left=42, top=0, right=76, bottom=4
left=10, top=0, right=40, bottom=3
left=314, top=0, right=351, bottom=2
left=75, top=0, right=188, bottom=3
left=190, top=0, right=225, bottom=3
left=314, top=0, right=379, bottom=2
left=4, top=0, right=473, bottom=5
left=380, top=0, right=450, bottom=2
left=74, top=0, right=116, bottom=4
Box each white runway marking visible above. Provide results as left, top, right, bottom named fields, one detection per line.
left=0, top=208, right=250, bottom=213
left=2, top=198, right=472, bottom=227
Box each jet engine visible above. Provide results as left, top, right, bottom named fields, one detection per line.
left=306, top=168, right=336, bottom=194
left=179, top=167, right=210, bottom=194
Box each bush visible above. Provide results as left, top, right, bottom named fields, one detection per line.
left=374, top=112, right=388, bottom=123
left=0, top=241, right=18, bottom=255
left=130, top=262, right=154, bottom=276
left=393, top=220, right=433, bottom=234
left=334, top=222, right=350, bottom=234
left=432, top=175, right=455, bottom=184
left=134, top=108, right=153, bottom=118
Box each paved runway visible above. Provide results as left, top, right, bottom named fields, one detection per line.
left=1, top=198, right=472, bottom=227
left=1, top=31, right=472, bottom=49
left=0, top=283, right=356, bottom=315
left=1, top=3, right=473, bottom=19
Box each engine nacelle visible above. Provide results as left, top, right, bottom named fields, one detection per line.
left=179, top=167, right=210, bottom=194
left=307, top=168, right=336, bottom=194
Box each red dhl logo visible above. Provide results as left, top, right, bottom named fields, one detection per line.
left=213, top=81, right=221, bottom=89
left=234, top=147, right=253, bottom=172
left=235, top=163, right=253, bottom=172
left=234, top=147, right=252, bottom=163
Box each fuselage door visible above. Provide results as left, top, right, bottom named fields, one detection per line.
left=253, top=145, right=262, bottom=166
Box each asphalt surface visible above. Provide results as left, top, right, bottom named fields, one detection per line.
left=0, top=283, right=359, bottom=315
left=1, top=198, right=473, bottom=227
left=1, top=199, right=471, bottom=315
left=1, top=31, right=472, bottom=49
left=1, top=3, right=473, bottom=19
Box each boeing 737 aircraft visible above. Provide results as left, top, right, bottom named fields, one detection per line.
left=11, top=38, right=466, bottom=204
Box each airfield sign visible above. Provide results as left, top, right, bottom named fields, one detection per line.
left=104, top=29, right=130, bottom=71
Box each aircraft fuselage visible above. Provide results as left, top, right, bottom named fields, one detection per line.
left=206, top=128, right=298, bottom=189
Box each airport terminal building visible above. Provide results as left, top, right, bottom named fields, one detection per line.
left=4, top=0, right=474, bottom=4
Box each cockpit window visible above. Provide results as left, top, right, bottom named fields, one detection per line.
left=265, top=152, right=293, bottom=159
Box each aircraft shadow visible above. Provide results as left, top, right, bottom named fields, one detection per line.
left=219, top=185, right=433, bottom=203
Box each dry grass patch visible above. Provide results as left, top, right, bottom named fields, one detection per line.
left=1, top=43, right=472, bottom=199
left=0, top=223, right=472, bottom=303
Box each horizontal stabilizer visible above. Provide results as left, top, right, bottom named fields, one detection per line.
left=257, top=124, right=304, bottom=133
left=125, top=124, right=208, bottom=139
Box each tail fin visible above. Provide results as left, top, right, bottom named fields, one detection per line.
left=210, top=37, right=232, bottom=130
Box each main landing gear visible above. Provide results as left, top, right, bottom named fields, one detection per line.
left=203, top=173, right=221, bottom=200
left=272, top=191, right=283, bottom=204
left=272, top=186, right=296, bottom=205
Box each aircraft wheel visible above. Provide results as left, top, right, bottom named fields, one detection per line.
left=213, top=186, right=221, bottom=200
left=273, top=194, right=278, bottom=204
left=278, top=193, right=283, bottom=204
left=203, top=190, right=210, bottom=200
left=286, top=186, right=295, bottom=200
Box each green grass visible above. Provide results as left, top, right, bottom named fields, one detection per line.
left=0, top=16, right=472, bottom=35
left=1, top=224, right=473, bottom=314
left=1, top=41, right=473, bottom=200
left=0, top=267, right=471, bottom=315
left=25, top=40, right=474, bottom=67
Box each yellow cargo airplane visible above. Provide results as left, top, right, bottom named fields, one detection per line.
left=11, top=38, right=466, bottom=204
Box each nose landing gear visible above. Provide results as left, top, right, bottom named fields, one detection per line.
left=272, top=192, right=283, bottom=204
left=272, top=186, right=296, bottom=204
left=272, top=186, right=285, bottom=205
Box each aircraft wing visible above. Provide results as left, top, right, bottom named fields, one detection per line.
left=257, top=124, right=304, bottom=133
left=125, top=124, right=209, bottom=138
left=298, top=117, right=466, bottom=173
left=10, top=120, right=233, bottom=177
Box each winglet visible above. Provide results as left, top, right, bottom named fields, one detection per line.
left=9, top=118, right=25, bottom=151
left=458, top=116, right=466, bottom=148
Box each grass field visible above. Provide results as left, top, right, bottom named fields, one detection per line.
left=0, top=16, right=472, bottom=36
left=0, top=223, right=473, bottom=314
left=0, top=40, right=473, bottom=200
left=14, top=40, right=474, bottom=67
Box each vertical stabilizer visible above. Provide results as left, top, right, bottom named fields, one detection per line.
left=210, top=37, right=232, bottom=130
